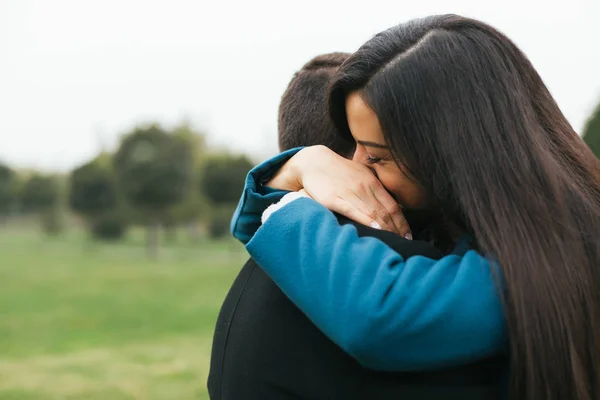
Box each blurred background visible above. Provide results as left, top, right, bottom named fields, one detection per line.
left=1, top=0, right=600, bottom=399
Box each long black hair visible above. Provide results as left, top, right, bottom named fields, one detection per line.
left=330, top=14, right=600, bottom=400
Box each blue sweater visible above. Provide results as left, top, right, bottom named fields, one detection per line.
left=231, top=148, right=508, bottom=371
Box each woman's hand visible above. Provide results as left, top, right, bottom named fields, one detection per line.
left=267, top=146, right=412, bottom=238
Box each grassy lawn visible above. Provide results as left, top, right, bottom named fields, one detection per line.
left=0, top=226, right=246, bottom=399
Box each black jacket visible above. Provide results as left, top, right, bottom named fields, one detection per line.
left=208, top=219, right=505, bottom=399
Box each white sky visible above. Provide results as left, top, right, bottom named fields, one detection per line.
left=1, top=0, right=599, bottom=171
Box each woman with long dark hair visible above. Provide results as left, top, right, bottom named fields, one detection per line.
left=231, top=15, right=600, bottom=399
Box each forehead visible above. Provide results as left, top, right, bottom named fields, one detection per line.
left=345, top=92, right=386, bottom=144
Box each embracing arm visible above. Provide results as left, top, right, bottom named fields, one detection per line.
left=230, top=148, right=301, bottom=244
left=246, top=198, right=506, bottom=371
left=231, top=151, right=508, bottom=371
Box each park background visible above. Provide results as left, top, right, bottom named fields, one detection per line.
left=1, top=0, right=600, bottom=399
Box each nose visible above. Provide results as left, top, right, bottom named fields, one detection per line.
left=351, top=146, right=364, bottom=164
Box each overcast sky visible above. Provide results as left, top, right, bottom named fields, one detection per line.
left=1, top=0, right=599, bottom=171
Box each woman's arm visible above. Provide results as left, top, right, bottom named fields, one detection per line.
left=244, top=198, right=506, bottom=371
left=231, top=148, right=300, bottom=244
left=232, top=145, right=411, bottom=242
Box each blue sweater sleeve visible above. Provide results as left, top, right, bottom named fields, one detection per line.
left=245, top=198, right=507, bottom=371
left=230, top=148, right=302, bottom=244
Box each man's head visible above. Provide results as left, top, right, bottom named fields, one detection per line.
left=278, top=52, right=354, bottom=157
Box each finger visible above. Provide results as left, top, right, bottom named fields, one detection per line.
left=369, top=186, right=412, bottom=239
left=333, top=197, right=393, bottom=232
left=298, top=189, right=313, bottom=199
left=348, top=178, right=400, bottom=235
left=339, top=192, right=398, bottom=234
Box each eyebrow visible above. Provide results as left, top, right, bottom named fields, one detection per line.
left=357, top=140, right=389, bottom=149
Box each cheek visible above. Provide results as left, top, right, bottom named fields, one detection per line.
left=377, top=167, right=427, bottom=209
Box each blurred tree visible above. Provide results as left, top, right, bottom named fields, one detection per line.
left=20, top=173, right=63, bottom=235
left=171, top=121, right=207, bottom=164
left=583, top=100, right=600, bottom=158
left=199, top=153, right=254, bottom=238
left=163, top=190, right=210, bottom=243
left=163, top=122, right=209, bottom=242
left=114, top=124, right=194, bottom=258
left=20, top=174, right=60, bottom=213
left=200, top=153, right=254, bottom=206
left=69, top=155, right=127, bottom=240
left=0, top=163, right=15, bottom=216
left=70, top=155, right=118, bottom=217
left=40, top=206, right=65, bottom=236
left=90, top=209, right=128, bottom=240
left=207, top=205, right=235, bottom=239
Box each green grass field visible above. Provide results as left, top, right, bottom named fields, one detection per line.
left=0, top=226, right=247, bottom=399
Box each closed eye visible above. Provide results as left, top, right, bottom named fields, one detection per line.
left=366, top=155, right=383, bottom=165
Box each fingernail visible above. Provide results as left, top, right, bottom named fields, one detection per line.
left=404, top=232, right=413, bottom=240
left=370, top=222, right=382, bottom=230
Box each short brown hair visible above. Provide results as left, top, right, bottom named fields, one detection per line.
left=278, top=52, right=354, bottom=156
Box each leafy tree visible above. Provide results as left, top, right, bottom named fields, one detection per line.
left=200, top=154, right=254, bottom=206
left=583, top=100, right=600, bottom=158
left=114, top=124, right=194, bottom=257
left=0, top=163, right=15, bottom=215
left=69, top=155, right=127, bottom=240
left=90, top=209, right=128, bottom=240
left=40, top=206, right=65, bottom=236
left=19, top=173, right=63, bottom=235
left=199, top=153, right=254, bottom=239
left=163, top=190, right=209, bottom=243
left=20, top=174, right=60, bottom=213
left=70, top=156, right=118, bottom=217
left=207, top=205, right=235, bottom=239
left=163, top=123, right=209, bottom=242
left=171, top=122, right=207, bottom=164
